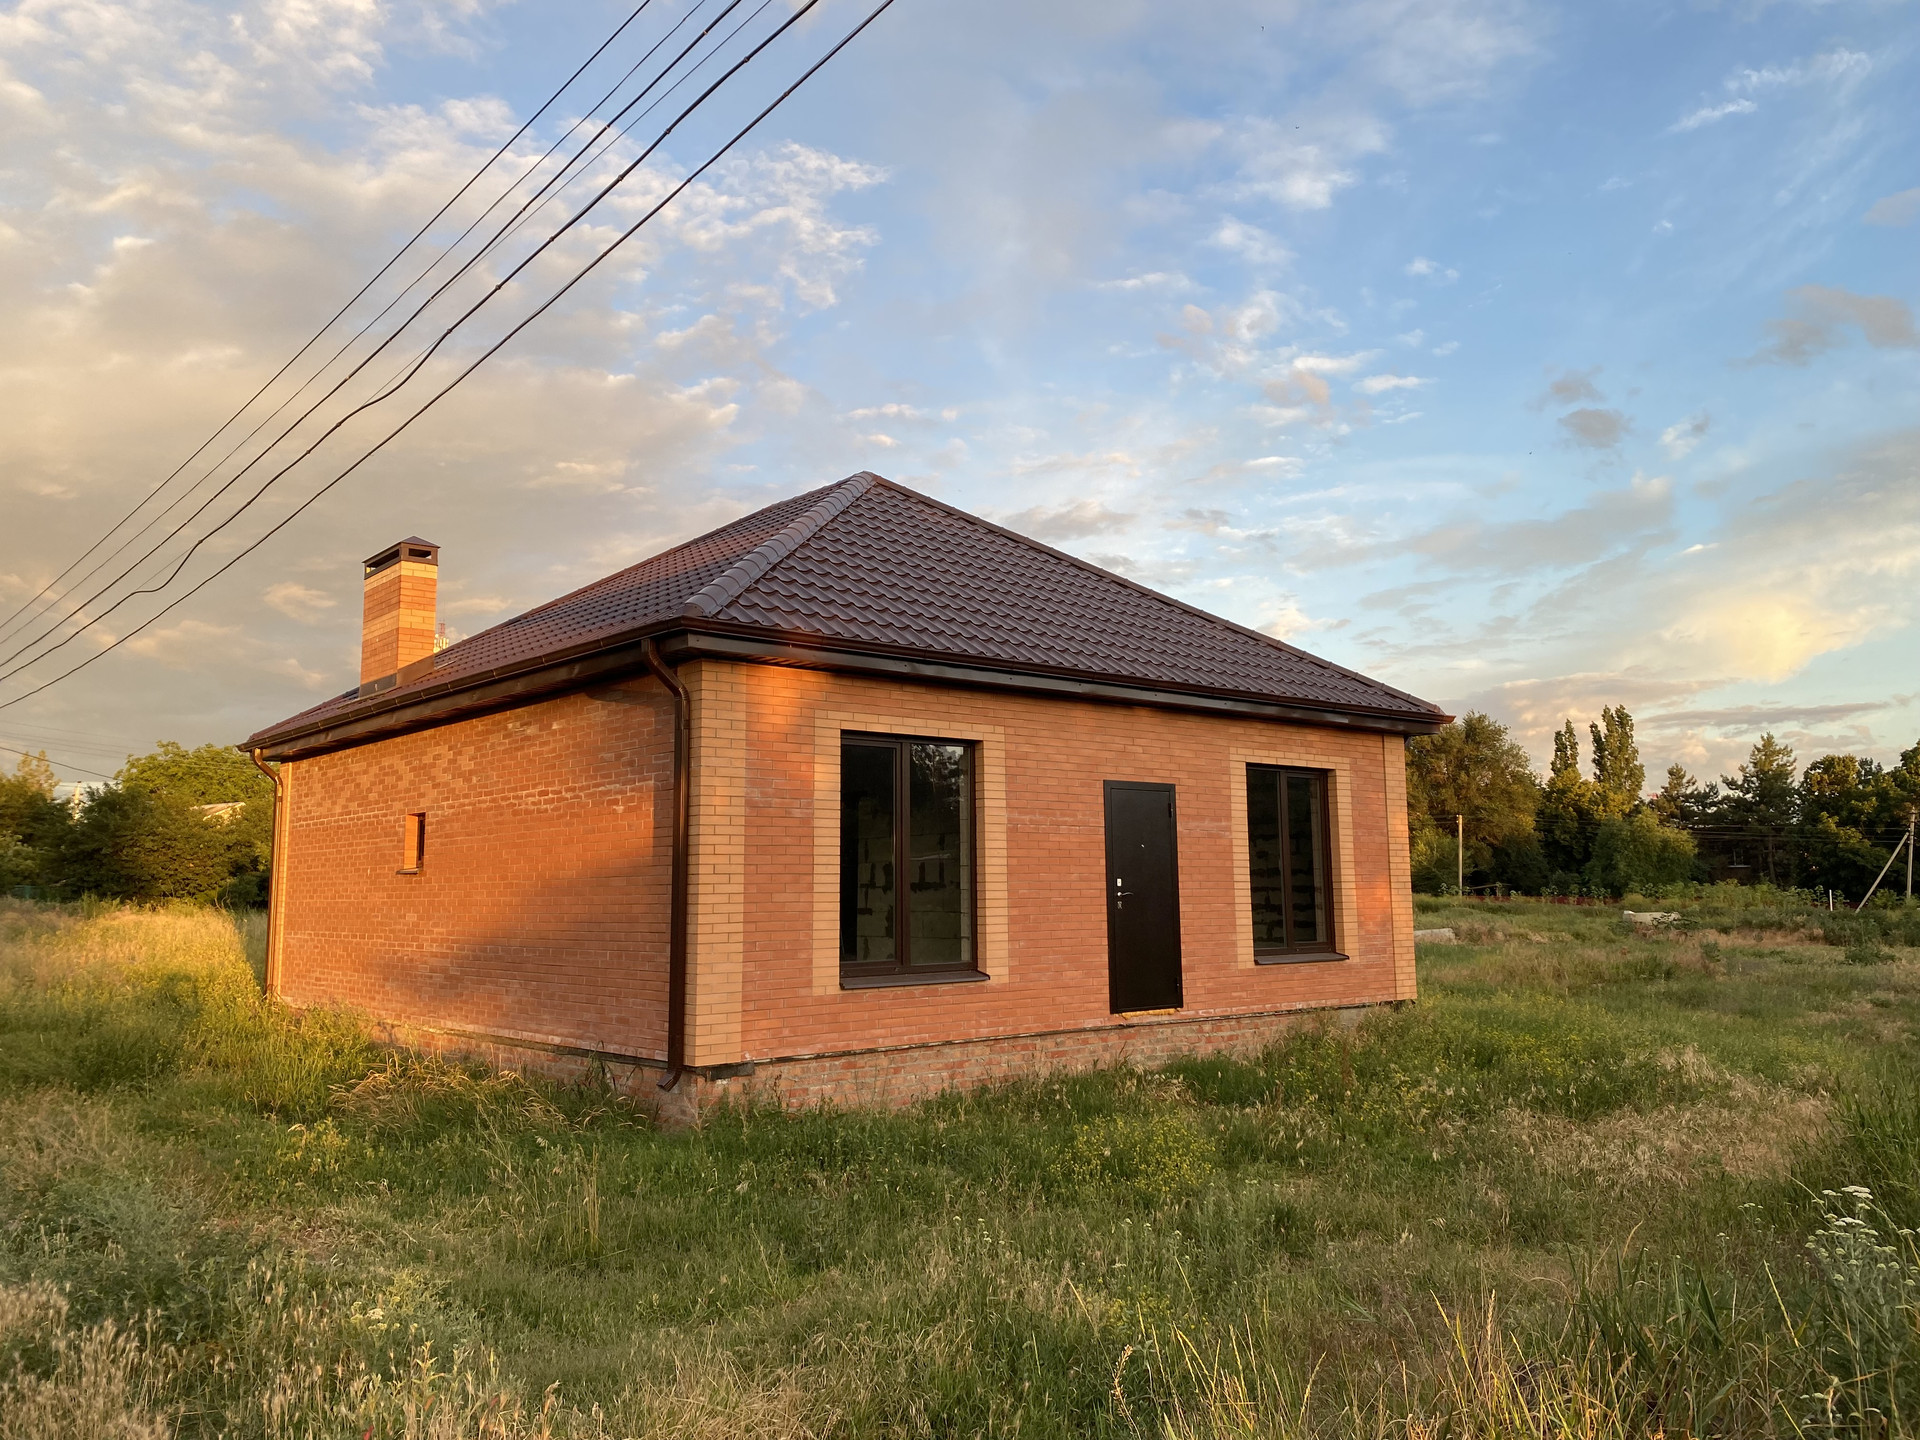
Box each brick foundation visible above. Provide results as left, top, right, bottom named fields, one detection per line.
left=371, top=996, right=1377, bottom=1126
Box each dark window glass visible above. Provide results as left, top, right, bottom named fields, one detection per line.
left=1286, top=774, right=1326, bottom=944
left=841, top=736, right=976, bottom=977
left=841, top=743, right=897, bottom=965
left=1245, top=766, right=1334, bottom=958
left=1247, top=773, right=1286, bottom=949
left=908, top=743, right=973, bottom=968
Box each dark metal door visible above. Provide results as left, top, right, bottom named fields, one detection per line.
left=1104, top=781, right=1183, bottom=1013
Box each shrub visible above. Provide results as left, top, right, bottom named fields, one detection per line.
left=1585, top=811, right=1696, bottom=898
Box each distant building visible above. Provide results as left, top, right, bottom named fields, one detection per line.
left=244, top=474, right=1447, bottom=1117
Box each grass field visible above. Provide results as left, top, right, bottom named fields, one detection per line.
left=3, top=896, right=1920, bottom=1438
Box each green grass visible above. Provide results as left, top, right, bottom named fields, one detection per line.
left=2, top=896, right=1919, bottom=1437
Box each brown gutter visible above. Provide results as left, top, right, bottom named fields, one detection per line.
left=640, top=637, right=690, bottom=1092
left=250, top=625, right=1449, bottom=762
left=248, top=749, right=284, bottom=994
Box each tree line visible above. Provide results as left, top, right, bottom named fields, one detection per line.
left=4, top=713, right=1915, bottom=908
left=0, top=743, right=272, bottom=905
left=1407, top=707, right=1920, bottom=901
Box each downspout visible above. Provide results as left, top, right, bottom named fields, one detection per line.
left=641, top=637, right=690, bottom=1091
left=249, top=749, right=283, bottom=994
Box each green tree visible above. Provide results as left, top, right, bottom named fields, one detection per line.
left=1537, top=722, right=1630, bottom=883
left=1650, top=763, right=1718, bottom=828
left=60, top=786, right=243, bottom=901
left=120, top=740, right=273, bottom=808
left=51, top=741, right=274, bottom=903
left=1585, top=810, right=1697, bottom=897
left=0, top=751, right=72, bottom=889
left=1798, top=751, right=1915, bottom=900
left=1719, top=734, right=1798, bottom=885
left=1406, top=712, right=1541, bottom=891
left=1589, top=704, right=1645, bottom=804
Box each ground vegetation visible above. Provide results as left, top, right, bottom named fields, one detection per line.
left=2, top=896, right=1919, bottom=1436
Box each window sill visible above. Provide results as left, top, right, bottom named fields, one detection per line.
left=1255, top=951, right=1348, bottom=966
left=396, top=868, right=422, bottom=876
left=841, top=968, right=989, bottom=991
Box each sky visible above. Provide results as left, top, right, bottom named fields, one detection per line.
left=1, top=0, right=1916, bottom=791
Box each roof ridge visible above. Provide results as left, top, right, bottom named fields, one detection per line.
left=856, top=476, right=1444, bottom=717
left=681, top=473, right=878, bottom=619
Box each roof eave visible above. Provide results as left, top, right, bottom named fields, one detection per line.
left=243, top=620, right=1449, bottom=761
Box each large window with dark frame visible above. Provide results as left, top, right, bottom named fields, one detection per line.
left=1246, top=765, right=1338, bottom=960
left=840, top=734, right=977, bottom=983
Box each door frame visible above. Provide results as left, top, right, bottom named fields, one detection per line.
left=1102, top=779, right=1184, bottom=1014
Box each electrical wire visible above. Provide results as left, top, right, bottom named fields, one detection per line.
left=0, top=0, right=663, bottom=649
left=0, top=0, right=703, bottom=659
left=0, top=0, right=749, bottom=675
left=0, top=0, right=902, bottom=714
left=0, top=742, right=117, bottom=781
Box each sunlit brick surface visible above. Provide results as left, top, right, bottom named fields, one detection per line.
left=272, top=659, right=1415, bottom=1110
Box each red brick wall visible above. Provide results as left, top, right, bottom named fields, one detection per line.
left=275, top=679, right=675, bottom=1057
left=271, top=658, right=1415, bottom=1099
left=696, top=666, right=1411, bottom=1071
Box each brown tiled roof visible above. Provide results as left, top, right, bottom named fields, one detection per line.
left=246, top=473, right=1443, bottom=748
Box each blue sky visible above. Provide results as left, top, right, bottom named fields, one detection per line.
left=0, top=0, right=1915, bottom=786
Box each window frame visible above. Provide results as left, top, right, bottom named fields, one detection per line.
left=838, top=731, right=984, bottom=988
left=398, top=811, right=426, bottom=875
left=1245, top=764, right=1343, bottom=963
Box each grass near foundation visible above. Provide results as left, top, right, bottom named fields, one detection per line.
left=2, top=895, right=1919, bottom=1437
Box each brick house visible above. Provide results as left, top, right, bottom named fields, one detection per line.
left=244, top=473, right=1447, bottom=1115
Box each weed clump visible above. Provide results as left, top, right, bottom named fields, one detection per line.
left=1061, top=1110, right=1215, bottom=1206
left=1844, top=942, right=1899, bottom=967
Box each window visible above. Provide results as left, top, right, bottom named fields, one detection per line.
left=400, top=812, right=426, bottom=874
left=1246, top=766, right=1337, bottom=961
left=840, top=735, right=978, bottom=984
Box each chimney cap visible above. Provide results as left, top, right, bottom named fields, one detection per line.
left=363, top=537, right=440, bottom=576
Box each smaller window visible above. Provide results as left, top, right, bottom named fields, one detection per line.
left=1246, top=766, right=1338, bottom=961
left=400, top=812, right=426, bottom=873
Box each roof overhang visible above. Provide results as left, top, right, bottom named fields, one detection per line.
left=245, top=623, right=1449, bottom=761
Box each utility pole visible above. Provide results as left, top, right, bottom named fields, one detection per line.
left=1854, top=817, right=1916, bottom=914
left=1457, top=813, right=1465, bottom=896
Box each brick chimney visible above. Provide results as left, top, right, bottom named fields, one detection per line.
left=360, top=537, right=439, bottom=691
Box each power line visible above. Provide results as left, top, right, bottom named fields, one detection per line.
left=0, top=0, right=766, bottom=689
left=0, top=0, right=663, bottom=653
left=0, top=1, right=689, bottom=660
left=0, top=742, right=117, bottom=781
left=0, top=0, right=746, bottom=677
left=0, top=0, right=901, bottom=714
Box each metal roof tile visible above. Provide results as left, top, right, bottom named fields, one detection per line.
left=246, top=472, right=1441, bottom=749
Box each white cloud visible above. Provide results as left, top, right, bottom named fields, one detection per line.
left=1354, top=373, right=1428, bottom=395
left=1094, top=271, right=1193, bottom=292
left=1404, top=256, right=1459, bottom=281
left=1660, top=414, right=1711, bottom=460
left=1670, top=48, right=1872, bottom=133
left=1211, top=217, right=1292, bottom=268
left=1230, top=113, right=1391, bottom=212
left=261, top=582, right=337, bottom=622
left=1671, top=98, right=1756, bottom=133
